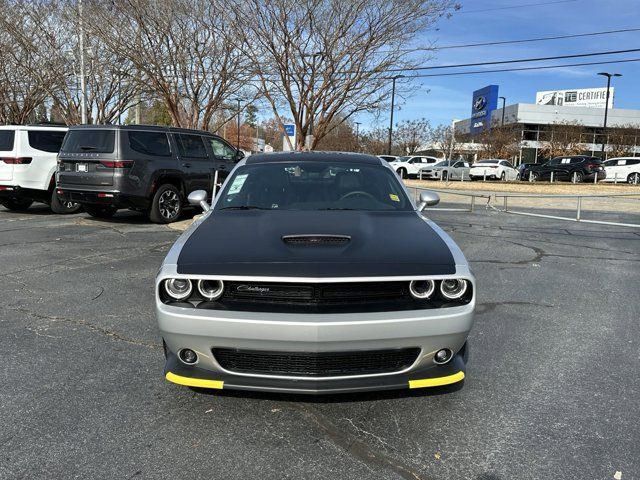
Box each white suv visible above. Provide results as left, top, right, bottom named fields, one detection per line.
left=0, top=125, right=80, bottom=213
left=602, top=157, right=640, bottom=184
left=390, top=155, right=440, bottom=179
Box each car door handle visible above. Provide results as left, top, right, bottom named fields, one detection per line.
left=182, top=162, right=191, bottom=168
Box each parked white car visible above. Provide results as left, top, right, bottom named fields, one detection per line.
left=0, top=125, right=80, bottom=213
left=420, top=160, right=470, bottom=180
left=602, top=157, right=640, bottom=184
left=390, top=155, right=440, bottom=179
left=469, top=159, right=519, bottom=181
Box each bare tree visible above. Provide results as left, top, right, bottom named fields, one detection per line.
left=539, top=121, right=586, bottom=159
left=605, top=124, right=640, bottom=158
left=476, top=123, right=521, bottom=160
left=361, top=126, right=392, bottom=156
left=429, top=124, right=459, bottom=159
left=393, top=118, right=431, bottom=154
left=85, top=0, right=252, bottom=130
left=234, top=0, right=458, bottom=150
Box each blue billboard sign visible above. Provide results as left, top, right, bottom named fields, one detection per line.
left=283, top=124, right=295, bottom=136
left=471, top=85, right=499, bottom=134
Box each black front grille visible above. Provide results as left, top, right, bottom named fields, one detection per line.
left=282, top=234, right=351, bottom=246
left=223, top=281, right=407, bottom=305
left=212, top=347, right=421, bottom=377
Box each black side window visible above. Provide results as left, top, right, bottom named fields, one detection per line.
left=570, top=157, right=584, bottom=164
left=209, top=138, right=237, bottom=160
left=0, top=130, right=15, bottom=151
left=176, top=134, right=208, bottom=158
left=604, top=160, right=616, bottom=167
left=628, top=159, right=640, bottom=166
left=128, top=131, right=171, bottom=156
left=27, top=131, right=66, bottom=153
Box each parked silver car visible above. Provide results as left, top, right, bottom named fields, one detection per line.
left=156, top=152, right=475, bottom=394
left=420, top=160, right=470, bottom=181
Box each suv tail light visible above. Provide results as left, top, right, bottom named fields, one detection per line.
left=1, top=157, right=32, bottom=164
left=586, top=163, right=600, bottom=170
left=99, top=160, right=134, bottom=168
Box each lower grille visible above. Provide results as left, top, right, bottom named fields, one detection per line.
left=212, top=347, right=420, bottom=377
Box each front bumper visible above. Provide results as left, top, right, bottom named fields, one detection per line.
left=157, top=301, right=474, bottom=394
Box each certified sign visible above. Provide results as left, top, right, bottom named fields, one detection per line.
left=535, top=88, right=614, bottom=109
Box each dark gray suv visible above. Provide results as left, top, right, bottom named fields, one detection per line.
left=56, top=125, right=242, bottom=223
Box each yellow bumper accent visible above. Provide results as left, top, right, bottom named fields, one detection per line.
left=408, top=371, right=465, bottom=389
left=165, top=371, right=224, bottom=389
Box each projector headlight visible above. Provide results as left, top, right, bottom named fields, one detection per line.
left=164, top=278, right=193, bottom=300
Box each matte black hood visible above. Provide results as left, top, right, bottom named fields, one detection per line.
left=177, top=210, right=455, bottom=277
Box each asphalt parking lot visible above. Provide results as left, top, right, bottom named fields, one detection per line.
left=1, top=203, right=639, bottom=480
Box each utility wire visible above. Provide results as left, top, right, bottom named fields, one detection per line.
left=399, top=57, right=640, bottom=78
left=457, top=0, right=579, bottom=14
left=382, top=48, right=640, bottom=73
left=437, top=27, right=640, bottom=50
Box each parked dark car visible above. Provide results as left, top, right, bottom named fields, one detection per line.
left=521, top=155, right=605, bottom=182
left=56, top=125, right=243, bottom=223
left=517, top=162, right=537, bottom=177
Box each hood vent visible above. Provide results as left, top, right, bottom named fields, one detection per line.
left=282, top=234, right=351, bottom=246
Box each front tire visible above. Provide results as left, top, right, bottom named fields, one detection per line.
left=572, top=171, right=584, bottom=183
left=149, top=184, right=182, bottom=224
left=50, top=190, right=82, bottom=214
left=500, top=172, right=506, bottom=181
left=397, top=168, right=407, bottom=179
left=84, top=204, right=118, bottom=218
left=627, top=172, right=640, bottom=185
left=442, top=171, right=448, bottom=181
left=530, top=172, right=540, bottom=182
left=1, top=198, right=33, bottom=211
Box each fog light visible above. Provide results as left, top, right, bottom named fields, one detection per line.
left=440, top=279, right=468, bottom=300
left=179, top=348, right=198, bottom=364
left=164, top=278, right=192, bottom=300
left=197, top=279, right=224, bottom=300
left=434, top=348, right=452, bottom=364
left=409, top=280, right=435, bottom=299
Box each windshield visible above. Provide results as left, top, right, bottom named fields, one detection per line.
left=476, top=160, right=499, bottom=164
left=216, top=161, right=412, bottom=211
left=396, top=156, right=410, bottom=162
left=61, top=129, right=115, bottom=153
left=433, top=161, right=451, bottom=167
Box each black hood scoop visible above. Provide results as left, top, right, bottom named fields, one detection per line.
left=282, top=234, right=351, bottom=246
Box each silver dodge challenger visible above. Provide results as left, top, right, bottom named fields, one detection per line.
left=156, top=152, right=475, bottom=394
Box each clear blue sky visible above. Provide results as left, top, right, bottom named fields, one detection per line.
left=362, top=0, right=640, bottom=128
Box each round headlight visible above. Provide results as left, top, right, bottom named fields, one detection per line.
left=409, top=280, right=435, bottom=299
left=164, top=278, right=193, bottom=300
left=440, top=279, right=468, bottom=300
left=197, top=279, right=224, bottom=300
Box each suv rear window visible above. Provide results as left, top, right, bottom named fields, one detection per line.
left=62, top=130, right=115, bottom=153
left=0, top=131, right=15, bottom=151
left=128, top=131, right=171, bottom=156
left=28, top=130, right=66, bottom=153
left=176, top=134, right=207, bottom=158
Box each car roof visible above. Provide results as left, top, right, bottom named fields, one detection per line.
left=66, top=124, right=221, bottom=137
left=245, top=151, right=383, bottom=165
left=0, top=125, right=67, bottom=131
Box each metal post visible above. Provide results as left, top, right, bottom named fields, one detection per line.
left=236, top=98, right=241, bottom=150
left=594, top=172, right=598, bottom=184
left=598, top=72, right=622, bottom=158
left=387, top=75, right=401, bottom=155
left=576, top=197, right=582, bottom=221
left=550, top=171, right=554, bottom=183
left=470, top=195, right=475, bottom=212
left=483, top=171, right=486, bottom=181
left=529, top=171, right=533, bottom=182
left=504, top=195, right=507, bottom=211
left=212, top=170, right=219, bottom=199
left=614, top=172, right=618, bottom=184
left=78, top=0, right=87, bottom=124
left=573, top=172, right=577, bottom=183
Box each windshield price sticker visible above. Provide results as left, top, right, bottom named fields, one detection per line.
left=228, top=174, right=248, bottom=195
left=389, top=194, right=400, bottom=202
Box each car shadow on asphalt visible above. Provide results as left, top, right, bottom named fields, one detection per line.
left=78, top=208, right=200, bottom=225
left=188, top=380, right=465, bottom=403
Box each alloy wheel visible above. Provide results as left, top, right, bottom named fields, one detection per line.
left=159, top=190, right=180, bottom=220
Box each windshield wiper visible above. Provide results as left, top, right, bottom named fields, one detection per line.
left=220, top=205, right=270, bottom=210
left=79, top=145, right=97, bottom=150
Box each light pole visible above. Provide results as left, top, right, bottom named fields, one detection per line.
left=499, top=96, right=506, bottom=127
left=234, top=98, right=243, bottom=150
left=78, top=0, right=87, bottom=124
left=597, top=72, right=622, bottom=158
left=354, top=121, right=361, bottom=152
left=387, top=75, right=403, bottom=155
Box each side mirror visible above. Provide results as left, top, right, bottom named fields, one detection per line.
left=188, top=190, right=210, bottom=212
left=417, top=191, right=440, bottom=211
left=235, top=149, right=245, bottom=162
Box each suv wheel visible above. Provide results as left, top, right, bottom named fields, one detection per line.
left=1, top=198, right=33, bottom=211
left=572, top=171, right=584, bottom=183
left=627, top=172, right=640, bottom=184
left=50, top=190, right=82, bottom=214
left=530, top=172, right=540, bottom=182
left=84, top=204, right=118, bottom=218
left=150, top=184, right=182, bottom=223
left=442, top=171, right=448, bottom=181
left=397, top=168, right=407, bottom=179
